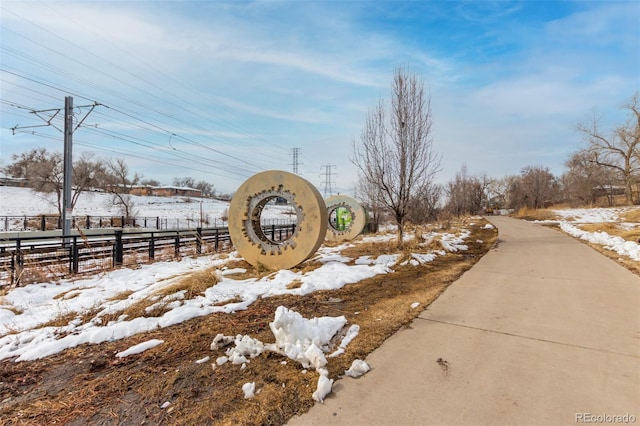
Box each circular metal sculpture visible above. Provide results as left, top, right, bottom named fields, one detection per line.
left=325, top=195, right=367, bottom=242
left=228, top=170, right=328, bottom=270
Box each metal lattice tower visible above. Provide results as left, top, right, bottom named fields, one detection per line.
left=320, top=164, right=336, bottom=197
left=290, top=148, right=302, bottom=174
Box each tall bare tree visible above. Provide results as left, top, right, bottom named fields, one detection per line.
left=352, top=66, right=441, bottom=244
left=577, top=93, right=640, bottom=204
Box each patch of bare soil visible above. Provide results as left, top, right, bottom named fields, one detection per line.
left=0, top=220, right=497, bottom=426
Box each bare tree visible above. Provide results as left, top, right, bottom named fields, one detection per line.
left=103, top=158, right=140, bottom=218
left=172, top=177, right=196, bottom=188
left=577, top=93, right=640, bottom=204
left=562, top=150, right=619, bottom=206
left=140, top=178, right=160, bottom=187
left=356, top=178, right=385, bottom=232
left=508, top=166, right=560, bottom=209
left=2, top=148, right=101, bottom=216
left=195, top=180, right=215, bottom=197
left=352, top=66, right=441, bottom=244
left=407, top=181, right=442, bottom=224
left=444, top=164, right=489, bottom=217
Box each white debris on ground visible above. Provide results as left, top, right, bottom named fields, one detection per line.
left=242, top=382, right=256, bottom=399
left=211, top=306, right=360, bottom=403
left=312, top=369, right=333, bottom=403
left=345, top=359, right=371, bottom=378
left=115, top=339, right=164, bottom=358
left=328, top=324, right=361, bottom=358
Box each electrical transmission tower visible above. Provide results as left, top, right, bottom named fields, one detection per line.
left=11, top=96, right=100, bottom=240
left=320, top=164, right=336, bottom=198
left=290, top=147, right=302, bottom=174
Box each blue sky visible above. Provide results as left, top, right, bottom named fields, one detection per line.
left=1, top=0, right=638, bottom=196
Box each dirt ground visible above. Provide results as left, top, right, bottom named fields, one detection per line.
left=0, top=219, right=497, bottom=426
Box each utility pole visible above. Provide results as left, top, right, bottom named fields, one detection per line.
left=62, top=96, right=74, bottom=239
left=320, top=164, right=336, bottom=198
left=290, top=147, right=301, bottom=174
left=11, top=97, right=100, bottom=240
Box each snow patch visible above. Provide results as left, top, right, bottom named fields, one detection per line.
left=116, top=339, right=164, bottom=358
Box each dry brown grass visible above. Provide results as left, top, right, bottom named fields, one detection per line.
left=513, top=207, right=559, bottom=221
left=0, top=297, right=22, bottom=316
left=0, top=219, right=498, bottom=426
left=578, top=223, right=640, bottom=242
left=621, top=207, right=640, bottom=223
left=107, top=289, right=135, bottom=302
left=286, top=279, right=303, bottom=289
left=39, top=309, right=83, bottom=329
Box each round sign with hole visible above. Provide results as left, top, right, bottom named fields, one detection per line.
left=325, top=195, right=367, bottom=242
left=228, top=170, right=327, bottom=270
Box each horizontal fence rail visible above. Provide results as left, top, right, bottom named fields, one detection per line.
left=0, top=215, right=297, bottom=232
left=0, top=224, right=297, bottom=286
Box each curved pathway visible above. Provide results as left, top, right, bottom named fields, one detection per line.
left=289, top=216, right=640, bottom=426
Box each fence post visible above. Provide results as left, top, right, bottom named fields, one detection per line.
left=196, top=227, right=202, bottom=255
left=41, top=215, right=46, bottom=231
left=71, top=236, right=79, bottom=274
left=15, top=239, right=23, bottom=286
left=271, top=224, right=275, bottom=241
left=149, top=232, right=155, bottom=260
left=215, top=228, right=219, bottom=251
left=114, top=230, right=123, bottom=266
left=156, top=216, right=160, bottom=230
left=86, top=215, right=91, bottom=229
left=174, top=232, right=180, bottom=258
left=23, top=216, right=27, bottom=230
left=121, top=216, right=125, bottom=228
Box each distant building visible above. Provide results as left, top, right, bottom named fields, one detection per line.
left=129, top=185, right=202, bottom=198
left=0, top=176, right=28, bottom=187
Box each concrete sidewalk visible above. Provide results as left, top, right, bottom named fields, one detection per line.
left=288, top=216, right=640, bottom=426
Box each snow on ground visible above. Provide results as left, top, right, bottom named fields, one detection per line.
left=558, top=222, right=640, bottom=261
left=0, top=219, right=476, bottom=402
left=553, top=207, right=633, bottom=224
left=547, top=207, right=640, bottom=261
left=0, top=186, right=292, bottom=230
left=4, top=185, right=637, bottom=401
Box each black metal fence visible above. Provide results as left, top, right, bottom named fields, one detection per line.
left=0, top=215, right=230, bottom=232
left=0, top=224, right=296, bottom=286
left=0, top=215, right=296, bottom=232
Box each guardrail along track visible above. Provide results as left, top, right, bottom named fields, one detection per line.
left=0, top=224, right=296, bottom=286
